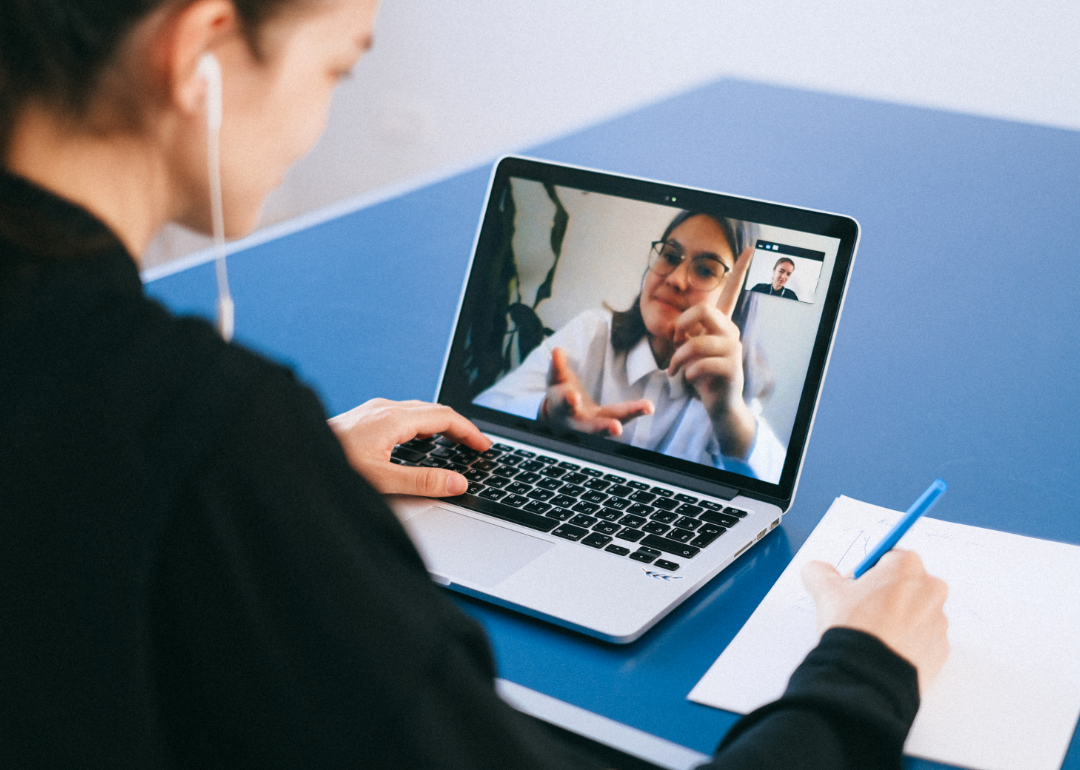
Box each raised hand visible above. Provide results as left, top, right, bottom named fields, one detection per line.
left=666, top=244, right=757, bottom=457
left=542, top=347, right=653, bottom=437
left=329, top=399, right=491, bottom=497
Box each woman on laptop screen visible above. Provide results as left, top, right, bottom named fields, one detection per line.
left=474, top=210, right=785, bottom=482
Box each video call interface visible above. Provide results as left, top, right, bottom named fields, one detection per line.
left=461, top=177, right=841, bottom=486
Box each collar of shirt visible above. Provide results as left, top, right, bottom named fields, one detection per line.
left=625, top=333, right=691, bottom=399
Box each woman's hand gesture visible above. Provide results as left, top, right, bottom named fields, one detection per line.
left=542, top=347, right=653, bottom=437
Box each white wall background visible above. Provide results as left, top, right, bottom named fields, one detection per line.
left=145, top=0, right=1080, bottom=269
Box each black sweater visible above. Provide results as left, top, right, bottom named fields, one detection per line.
left=0, top=169, right=919, bottom=768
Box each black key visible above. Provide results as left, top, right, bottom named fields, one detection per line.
left=629, top=491, right=657, bottom=504
left=640, top=534, right=701, bottom=559
left=420, top=457, right=449, bottom=468
left=557, top=461, right=581, bottom=470
left=569, top=514, right=598, bottom=528
left=594, top=507, right=622, bottom=521
left=403, top=437, right=436, bottom=451
left=674, top=516, right=701, bottom=530
left=643, top=521, right=670, bottom=535
left=500, top=455, right=523, bottom=467
left=699, top=500, right=723, bottom=511
left=515, top=471, right=542, bottom=485
left=618, top=514, right=647, bottom=528
left=650, top=487, right=674, bottom=497
left=479, top=488, right=507, bottom=501
left=615, top=528, right=646, bottom=543
left=455, top=447, right=480, bottom=459
left=446, top=462, right=470, bottom=473
left=700, top=510, right=740, bottom=527
left=674, top=493, right=699, bottom=504
left=472, top=459, right=497, bottom=471
left=723, top=506, right=750, bottom=518
left=627, top=503, right=654, bottom=516
left=605, top=497, right=631, bottom=511
left=582, top=532, right=612, bottom=548
left=466, top=482, right=484, bottom=495
left=592, top=521, right=620, bottom=535
left=652, top=498, right=680, bottom=511
left=561, top=484, right=586, bottom=497
left=563, top=472, right=589, bottom=485
left=676, top=503, right=703, bottom=517
left=523, top=500, right=552, bottom=514
left=520, top=460, right=545, bottom=472
left=485, top=476, right=510, bottom=489
left=540, top=466, right=567, bottom=479
left=492, top=443, right=514, bottom=451
left=536, top=455, right=558, bottom=464
left=463, top=469, right=488, bottom=482
left=608, top=484, right=634, bottom=498
left=434, top=436, right=457, bottom=447
left=390, top=458, right=406, bottom=465
left=492, top=465, right=518, bottom=479
left=537, top=478, right=563, bottom=491
left=699, top=523, right=724, bottom=537
left=581, top=468, right=603, bottom=478
left=605, top=544, right=631, bottom=556
left=571, top=501, right=601, bottom=515
left=584, top=479, right=611, bottom=491
left=690, top=529, right=724, bottom=548
left=513, top=449, right=536, bottom=458
left=580, top=490, right=607, bottom=504
left=480, top=448, right=504, bottom=459
left=448, top=492, right=558, bottom=532
left=654, top=560, right=680, bottom=572
left=650, top=510, right=678, bottom=524
left=627, top=480, right=649, bottom=490
left=502, top=494, right=529, bottom=508
left=545, top=507, right=573, bottom=521
left=603, top=474, right=627, bottom=483
left=638, top=546, right=662, bottom=557
left=391, top=446, right=426, bottom=463
left=552, top=524, right=588, bottom=541
left=667, top=528, right=695, bottom=543
left=431, top=446, right=456, bottom=458
left=506, top=482, right=531, bottom=495
left=629, top=551, right=657, bottom=564
left=526, top=488, right=555, bottom=501
left=551, top=494, right=578, bottom=508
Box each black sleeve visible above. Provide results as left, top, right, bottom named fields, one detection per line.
left=148, top=367, right=602, bottom=770
left=700, top=628, right=920, bottom=770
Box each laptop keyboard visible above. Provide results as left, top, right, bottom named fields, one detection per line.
left=391, top=436, right=752, bottom=573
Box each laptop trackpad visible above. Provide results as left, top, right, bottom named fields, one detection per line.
left=404, top=506, right=554, bottom=588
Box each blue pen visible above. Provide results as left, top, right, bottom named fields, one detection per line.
left=852, top=479, right=948, bottom=578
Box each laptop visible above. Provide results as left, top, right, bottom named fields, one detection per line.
left=388, top=156, right=858, bottom=643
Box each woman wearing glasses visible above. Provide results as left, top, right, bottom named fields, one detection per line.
left=474, top=210, right=785, bottom=482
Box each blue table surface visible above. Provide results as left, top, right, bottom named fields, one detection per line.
left=147, top=79, right=1080, bottom=768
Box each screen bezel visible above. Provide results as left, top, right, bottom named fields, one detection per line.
left=437, top=156, right=858, bottom=510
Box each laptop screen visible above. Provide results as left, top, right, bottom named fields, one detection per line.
left=439, top=157, right=857, bottom=508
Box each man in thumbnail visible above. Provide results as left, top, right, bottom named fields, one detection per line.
left=751, top=257, right=799, bottom=300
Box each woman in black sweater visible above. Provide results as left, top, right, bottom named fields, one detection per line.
left=0, top=1, right=949, bottom=767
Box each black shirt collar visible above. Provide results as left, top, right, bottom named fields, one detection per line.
left=0, top=167, right=141, bottom=299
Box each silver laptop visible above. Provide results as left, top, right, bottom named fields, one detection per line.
left=389, top=156, right=858, bottom=643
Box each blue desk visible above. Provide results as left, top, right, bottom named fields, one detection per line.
left=147, top=79, right=1080, bottom=769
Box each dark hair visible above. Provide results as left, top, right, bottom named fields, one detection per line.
left=774, top=256, right=795, bottom=269
left=0, top=0, right=305, bottom=153
left=609, top=211, right=757, bottom=354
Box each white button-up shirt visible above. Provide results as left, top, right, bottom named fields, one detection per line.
left=473, top=309, right=786, bottom=482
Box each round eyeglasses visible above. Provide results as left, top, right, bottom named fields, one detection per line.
left=648, top=240, right=731, bottom=291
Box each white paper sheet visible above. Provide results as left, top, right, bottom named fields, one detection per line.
left=688, top=495, right=1080, bottom=770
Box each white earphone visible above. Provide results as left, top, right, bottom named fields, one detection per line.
left=197, top=52, right=234, bottom=342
